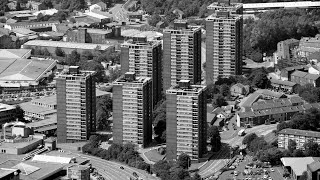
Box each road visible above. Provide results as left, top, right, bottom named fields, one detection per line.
left=199, top=124, right=277, bottom=178
left=109, top=4, right=128, bottom=22
left=70, top=152, right=158, bottom=180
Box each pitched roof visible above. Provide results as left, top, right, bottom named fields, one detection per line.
left=270, top=78, right=297, bottom=87
left=96, top=2, right=107, bottom=7
left=307, top=161, right=320, bottom=172
left=305, top=73, right=320, bottom=80
left=256, top=89, right=286, bottom=98
left=291, top=70, right=308, bottom=78
left=279, top=128, right=320, bottom=138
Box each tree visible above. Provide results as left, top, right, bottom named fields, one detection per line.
left=243, top=133, right=258, bottom=145
left=251, top=72, right=270, bottom=89
left=300, top=171, right=308, bottom=180
left=304, top=140, right=320, bottom=157
left=292, top=149, right=305, bottom=157
left=89, top=135, right=100, bottom=148
left=14, top=105, right=25, bottom=121
left=148, top=13, right=162, bottom=27
left=207, top=126, right=221, bottom=152
left=43, top=0, right=53, bottom=9
left=16, top=2, right=21, bottom=11
left=81, top=50, right=94, bottom=60
left=66, top=50, right=80, bottom=65
left=153, top=160, right=171, bottom=179
left=96, top=95, right=112, bottom=130
left=288, top=139, right=297, bottom=153
left=177, top=153, right=191, bottom=169
left=212, top=94, right=227, bottom=108
left=55, top=47, right=65, bottom=57
left=42, top=48, right=51, bottom=56
left=192, top=173, right=201, bottom=180
left=170, top=166, right=190, bottom=180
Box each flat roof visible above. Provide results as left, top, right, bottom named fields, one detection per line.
left=0, top=58, right=56, bottom=82
left=243, top=1, right=320, bottom=9
left=0, top=138, right=42, bottom=149
left=23, top=40, right=114, bottom=51
left=281, top=157, right=320, bottom=176
left=20, top=102, right=56, bottom=115
left=0, top=49, right=31, bottom=59
left=96, top=89, right=111, bottom=97
left=279, top=128, right=320, bottom=138
left=6, top=20, right=59, bottom=27
left=0, top=103, right=15, bottom=112
left=87, top=28, right=112, bottom=35
left=26, top=116, right=57, bottom=128
left=32, top=95, right=56, bottom=106
left=114, top=76, right=151, bottom=84
left=270, top=78, right=296, bottom=87
left=291, top=70, right=308, bottom=78
left=121, top=29, right=163, bottom=41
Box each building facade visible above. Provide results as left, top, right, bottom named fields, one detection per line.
left=66, top=28, right=115, bottom=44
left=56, top=66, right=96, bottom=143
left=291, top=70, right=320, bottom=87
left=277, top=38, right=299, bottom=61
left=120, top=39, right=162, bottom=107
left=112, top=73, right=152, bottom=148
left=278, top=128, right=320, bottom=150
left=163, top=20, right=202, bottom=91
left=166, top=80, right=207, bottom=162
left=206, top=7, right=243, bottom=84
left=0, top=103, right=16, bottom=127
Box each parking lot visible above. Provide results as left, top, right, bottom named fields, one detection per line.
left=219, top=156, right=288, bottom=180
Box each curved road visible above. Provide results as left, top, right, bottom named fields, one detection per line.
left=72, top=153, right=158, bottom=180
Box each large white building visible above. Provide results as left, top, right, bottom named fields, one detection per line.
left=112, top=72, right=152, bottom=148
left=166, top=80, right=207, bottom=162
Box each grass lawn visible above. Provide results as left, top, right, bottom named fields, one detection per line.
left=144, top=149, right=165, bottom=163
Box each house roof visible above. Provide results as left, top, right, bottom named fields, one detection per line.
left=256, top=89, right=286, bottom=98
left=212, top=107, right=224, bottom=114
left=96, top=2, right=107, bottom=7
left=307, top=161, right=320, bottom=172
left=12, top=28, right=36, bottom=35
left=291, top=70, right=308, bottom=78
left=279, top=128, right=320, bottom=138
left=270, top=78, right=297, bottom=87
left=156, top=21, right=164, bottom=26
left=305, top=73, right=320, bottom=80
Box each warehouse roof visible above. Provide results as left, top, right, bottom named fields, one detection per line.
left=23, top=40, right=114, bottom=51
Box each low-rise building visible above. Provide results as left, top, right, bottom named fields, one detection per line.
left=84, top=11, right=113, bottom=23
left=66, top=165, right=90, bottom=180
left=27, top=1, right=47, bottom=11
left=12, top=28, right=38, bottom=40
left=270, top=78, right=298, bottom=93
left=89, top=2, right=107, bottom=11
left=277, top=38, right=299, bottom=61
left=281, top=157, right=320, bottom=180
left=4, top=21, right=59, bottom=31
left=291, top=70, right=320, bottom=87
left=307, top=160, right=320, bottom=180
left=278, top=128, right=320, bottom=150
left=237, top=102, right=320, bottom=127
left=127, top=12, right=143, bottom=21
left=296, top=35, right=320, bottom=58
left=22, top=40, right=115, bottom=55
left=0, top=103, right=16, bottom=127
left=66, top=28, right=115, bottom=44
left=230, top=83, right=250, bottom=96
left=280, top=65, right=308, bottom=81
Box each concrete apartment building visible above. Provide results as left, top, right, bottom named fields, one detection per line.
left=278, top=128, right=320, bottom=150
left=112, top=72, right=152, bottom=148
left=56, top=66, right=96, bottom=143
left=120, top=38, right=162, bottom=107
left=163, top=20, right=202, bottom=91
left=166, top=80, right=207, bottom=162
left=205, top=3, right=243, bottom=84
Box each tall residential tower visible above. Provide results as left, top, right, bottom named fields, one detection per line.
left=120, top=38, right=162, bottom=107
left=113, top=72, right=153, bottom=148
left=56, top=66, right=96, bottom=143
left=206, top=3, right=243, bottom=84
left=163, top=20, right=202, bottom=90
left=166, top=80, right=207, bottom=162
